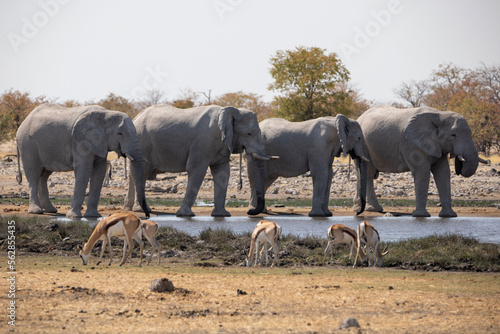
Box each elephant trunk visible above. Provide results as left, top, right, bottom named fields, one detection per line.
left=454, top=146, right=479, bottom=178
left=247, top=159, right=266, bottom=215
left=354, top=157, right=367, bottom=215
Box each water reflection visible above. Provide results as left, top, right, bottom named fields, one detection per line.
left=55, top=215, right=500, bottom=244
left=150, top=215, right=500, bottom=244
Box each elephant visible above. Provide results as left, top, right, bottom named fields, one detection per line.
left=124, top=105, right=273, bottom=217
left=353, top=105, right=488, bottom=217
left=16, top=103, right=150, bottom=218
left=246, top=114, right=370, bottom=217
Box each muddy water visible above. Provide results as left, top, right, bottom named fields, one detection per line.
left=149, top=215, right=500, bottom=244
left=56, top=215, right=500, bottom=243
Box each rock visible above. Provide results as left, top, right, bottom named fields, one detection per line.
left=149, top=278, right=174, bottom=293
left=339, top=317, right=360, bottom=330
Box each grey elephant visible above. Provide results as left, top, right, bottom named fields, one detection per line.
left=124, top=105, right=272, bottom=217
left=247, top=114, right=369, bottom=217
left=16, top=103, right=150, bottom=218
left=353, top=105, right=488, bottom=217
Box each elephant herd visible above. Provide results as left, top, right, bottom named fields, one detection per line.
left=16, top=103, right=487, bottom=219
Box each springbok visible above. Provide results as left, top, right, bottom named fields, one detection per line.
left=137, top=220, right=161, bottom=265
left=97, top=219, right=161, bottom=266
left=323, top=224, right=366, bottom=265
left=79, top=213, right=142, bottom=266
left=246, top=220, right=281, bottom=267
left=353, top=221, right=389, bottom=267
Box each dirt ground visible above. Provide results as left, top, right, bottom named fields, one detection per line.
left=2, top=255, right=498, bottom=334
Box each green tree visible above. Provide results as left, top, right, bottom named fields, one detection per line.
left=0, top=89, right=48, bottom=142
left=171, top=89, right=200, bottom=109
left=211, top=91, right=272, bottom=121
left=93, top=93, right=139, bottom=118
left=268, top=46, right=353, bottom=121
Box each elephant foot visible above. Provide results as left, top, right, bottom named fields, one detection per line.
left=43, top=205, right=58, bottom=213
left=28, top=204, right=44, bottom=215
left=131, top=204, right=143, bottom=212
left=439, top=208, right=457, bottom=218
left=66, top=209, right=83, bottom=218
left=365, top=204, right=384, bottom=213
left=412, top=209, right=431, bottom=217
left=84, top=209, right=102, bottom=218
left=308, top=209, right=327, bottom=217
left=211, top=208, right=231, bottom=217
left=323, top=209, right=333, bottom=217
left=176, top=206, right=195, bottom=217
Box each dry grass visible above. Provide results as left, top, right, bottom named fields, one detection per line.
left=5, top=255, right=499, bottom=333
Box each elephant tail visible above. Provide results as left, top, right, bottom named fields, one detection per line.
left=16, top=143, right=22, bottom=184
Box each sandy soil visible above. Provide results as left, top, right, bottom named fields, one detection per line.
left=1, top=256, right=497, bottom=334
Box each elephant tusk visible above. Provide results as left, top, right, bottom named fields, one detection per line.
left=361, top=156, right=370, bottom=162
left=251, top=153, right=270, bottom=161
left=479, top=157, right=491, bottom=165
left=457, top=155, right=465, bottom=162
left=269, top=155, right=279, bottom=160
left=125, top=153, right=135, bottom=161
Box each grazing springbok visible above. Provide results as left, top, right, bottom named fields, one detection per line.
left=79, top=213, right=143, bottom=266
left=353, top=221, right=389, bottom=267
left=137, top=220, right=161, bottom=265
left=323, top=224, right=367, bottom=265
left=97, top=219, right=161, bottom=266
left=246, top=220, right=281, bottom=267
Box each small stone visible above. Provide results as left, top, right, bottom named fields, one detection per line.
left=339, top=317, right=360, bottom=330
left=149, top=278, right=174, bottom=293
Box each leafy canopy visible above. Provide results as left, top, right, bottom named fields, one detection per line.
left=268, top=46, right=354, bottom=121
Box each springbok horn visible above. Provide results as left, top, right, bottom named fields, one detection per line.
left=457, top=155, right=465, bottom=162
left=382, top=246, right=390, bottom=255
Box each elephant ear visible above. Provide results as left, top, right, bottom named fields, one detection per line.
left=218, top=106, right=239, bottom=153
left=334, top=114, right=350, bottom=157
left=404, top=112, right=442, bottom=158
left=72, top=111, right=108, bottom=158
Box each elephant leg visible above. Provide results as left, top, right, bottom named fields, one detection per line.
left=321, top=166, right=334, bottom=216
left=431, top=157, right=456, bottom=217
left=364, top=163, right=383, bottom=213
left=177, top=165, right=208, bottom=216
left=124, top=167, right=136, bottom=211
left=84, top=157, right=107, bottom=218
left=210, top=163, right=231, bottom=217
left=67, top=160, right=93, bottom=218
left=309, top=169, right=329, bottom=217
left=25, top=165, right=44, bottom=214
left=249, top=175, right=276, bottom=214
left=38, top=169, right=57, bottom=213
left=411, top=166, right=431, bottom=217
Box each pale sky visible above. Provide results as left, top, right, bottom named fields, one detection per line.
left=1, top=0, right=499, bottom=105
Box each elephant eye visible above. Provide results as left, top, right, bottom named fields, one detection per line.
left=118, top=132, right=123, bottom=136
left=247, top=132, right=252, bottom=136
left=451, top=133, right=457, bottom=139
